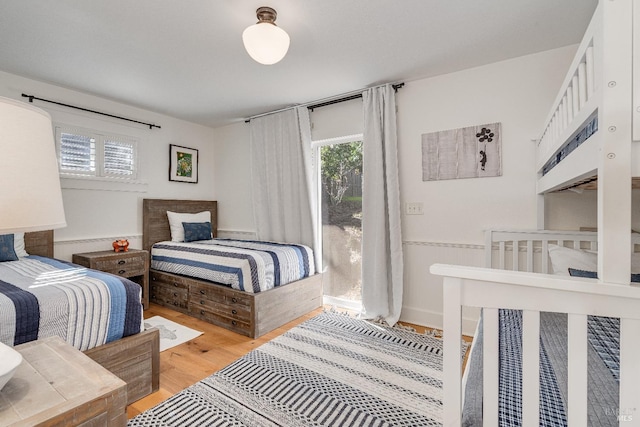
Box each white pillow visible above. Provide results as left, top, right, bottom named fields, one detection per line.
left=547, top=244, right=597, bottom=276
left=13, top=232, right=29, bottom=258
left=167, top=211, right=211, bottom=242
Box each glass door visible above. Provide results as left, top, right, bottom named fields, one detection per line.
left=317, top=137, right=363, bottom=310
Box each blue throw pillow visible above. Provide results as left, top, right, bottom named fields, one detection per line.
left=0, top=234, right=19, bottom=262
left=183, top=222, right=212, bottom=242
left=569, top=268, right=640, bottom=283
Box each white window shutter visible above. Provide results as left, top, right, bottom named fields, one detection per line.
left=103, top=139, right=136, bottom=178
left=58, top=131, right=96, bottom=175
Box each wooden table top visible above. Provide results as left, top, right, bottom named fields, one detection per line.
left=0, top=336, right=126, bottom=426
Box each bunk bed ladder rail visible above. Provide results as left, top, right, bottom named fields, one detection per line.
left=437, top=264, right=640, bottom=426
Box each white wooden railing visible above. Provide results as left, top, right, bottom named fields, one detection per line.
left=432, top=264, right=640, bottom=426
left=536, top=4, right=601, bottom=174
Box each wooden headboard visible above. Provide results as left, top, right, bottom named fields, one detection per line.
left=142, top=199, right=218, bottom=252
left=24, top=230, right=54, bottom=258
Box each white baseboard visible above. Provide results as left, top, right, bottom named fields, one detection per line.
left=400, top=305, right=478, bottom=337
left=323, top=295, right=362, bottom=312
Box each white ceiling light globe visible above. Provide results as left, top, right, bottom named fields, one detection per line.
left=242, top=7, right=290, bottom=65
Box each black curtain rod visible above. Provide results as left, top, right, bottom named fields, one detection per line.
left=307, top=83, right=404, bottom=111
left=21, top=93, right=161, bottom=130
left=245, top=82, right=404, bottom=123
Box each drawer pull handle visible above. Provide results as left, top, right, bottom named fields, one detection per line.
left=231, top=297, right=237, bottom=303
left=200, top=310, right=205, bottom=315
left=173, top=293, right=178, bottom=297
left=232, top=309, right=237, bottom=315
left=173, top=283, right=179, bottom=287
left=173, top=302, right=178, bottom=306
left=119, top=269, right=126, bottom=274
left=200, top=290, right=205, bottom=295
left=200, top=300, right=205, bottom=305
left=231, top=320, right=237, bottom=326
left=118, top=260, right=126, bottom=265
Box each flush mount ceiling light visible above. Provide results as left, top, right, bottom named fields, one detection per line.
left=242, top=6, right=290, bottom=65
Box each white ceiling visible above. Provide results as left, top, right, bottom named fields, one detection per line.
left=0, top=0, right=598, bottom=128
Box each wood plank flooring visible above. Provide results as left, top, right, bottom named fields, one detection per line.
left=127, top=303, right=472, bottom=419
left=126, top=303, right=324, bottom=418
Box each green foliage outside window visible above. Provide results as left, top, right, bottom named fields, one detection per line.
left=320, top=141, right=362, bottom=206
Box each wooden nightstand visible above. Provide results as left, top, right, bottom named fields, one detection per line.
left=0, top=336, right=127, bottom=426
left=73, top=249, right=150, bottom=310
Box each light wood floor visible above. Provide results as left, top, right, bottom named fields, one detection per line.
left=127, top=303, right=472, bottom=419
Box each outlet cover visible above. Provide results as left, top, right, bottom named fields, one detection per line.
left=406, top=202, right=424, bottom=215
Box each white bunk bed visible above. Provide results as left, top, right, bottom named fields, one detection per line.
left=534, top=0, right=637, bottom=284
left=431, top=1, right=640, bottom=425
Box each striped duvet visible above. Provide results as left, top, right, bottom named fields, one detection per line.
left=0, top=256, right=142, bottom=351
left=151, top=239, right=315, bottom=293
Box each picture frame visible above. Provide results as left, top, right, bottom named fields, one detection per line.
left=169, top=144, right=198, bottom=183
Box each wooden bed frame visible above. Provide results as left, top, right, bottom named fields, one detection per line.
left=24, top=230, right=160, bottom=405
left=433, top=229, right=640, bottom=425
left=142, top=198, right=323, bottom=338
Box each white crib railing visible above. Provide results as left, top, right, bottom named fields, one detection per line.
left=433, top=263, right=640, bottom=426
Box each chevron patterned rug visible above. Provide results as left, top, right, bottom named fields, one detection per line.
left=128, top=311, right=468, bottom=427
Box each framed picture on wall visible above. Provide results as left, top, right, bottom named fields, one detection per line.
left=169, top=144, right=198, bottom=183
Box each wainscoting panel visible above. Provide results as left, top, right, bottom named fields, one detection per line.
left=401, top=240, right=485, bottom=336
left=54, top=234, right=143, bottom=261
left=216, top=229, right=258, bottom=240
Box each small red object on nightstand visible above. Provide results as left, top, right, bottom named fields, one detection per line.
left=112, top=239, right=129, bottom=252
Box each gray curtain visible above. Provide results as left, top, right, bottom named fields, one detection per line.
left=361, top=84, right=404, bottom=326
left=249, top=107, right=320, bottom=269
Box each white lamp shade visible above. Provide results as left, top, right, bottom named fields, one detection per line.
left=0, top=97, right=66, bottom=234
left=242, top=22, right=290, bottom=65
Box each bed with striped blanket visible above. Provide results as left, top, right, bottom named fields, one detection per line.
left=151, top=239, right=315, bottom=293
left=0, top=255, right=142, bottom=351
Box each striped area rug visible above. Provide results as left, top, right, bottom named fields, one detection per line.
left=128, top=311, right=467, bottom=427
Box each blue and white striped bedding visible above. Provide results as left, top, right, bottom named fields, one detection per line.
left=463, top=310, right=620, bottom=426
left=0, top=256, right=142, bottom=351
left=151, top=239, right=315, bottom=293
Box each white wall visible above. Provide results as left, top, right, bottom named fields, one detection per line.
left=211, top=122, right=256, bottom=240
left=213, top=45, right=577, bottom=335
left=544, top=189, right=640, bottom=231
left=398, top=46, right=576, bottom=333
left=0, top=70, right=216, bottom=260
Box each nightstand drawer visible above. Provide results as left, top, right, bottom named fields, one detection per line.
left=94, top=256, right=145, bottom=274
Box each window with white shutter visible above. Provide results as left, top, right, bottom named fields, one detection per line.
left=55, top=125, right=138, bottom=180
left=59, top=132, right=96, bottom=175
left=103, top=138, right=136, bottom=177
